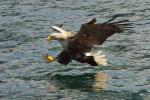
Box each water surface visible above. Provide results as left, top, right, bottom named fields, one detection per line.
left=0, top=0, right=150, bottom=99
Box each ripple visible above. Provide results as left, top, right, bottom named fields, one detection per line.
left=106, top=44, right=131, bottom=52
left=0, top=0, right=150, bottom=99
left=0, top=61, right=8, bottom=64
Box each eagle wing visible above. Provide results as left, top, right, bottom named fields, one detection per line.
left=68, top=18, right=131, bottom=53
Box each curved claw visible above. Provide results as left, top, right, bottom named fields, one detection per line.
left=42, top=53, right=56, bottom=63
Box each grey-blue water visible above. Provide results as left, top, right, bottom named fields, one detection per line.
left=0, top=0, right=150, bottom=100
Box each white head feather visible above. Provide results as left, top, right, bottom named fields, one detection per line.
left=48, top=26, right=75, bottom=50
left=50, top=26, right=75, bottom=39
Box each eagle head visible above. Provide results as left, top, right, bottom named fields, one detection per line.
left=47, top=26, right=68, bottom=42
left=47, top=26, right=75, bottom=42
left=47, top=32, right=67, bottom=41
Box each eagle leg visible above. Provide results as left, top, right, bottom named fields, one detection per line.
left=57, top=51, right=72, bottom=65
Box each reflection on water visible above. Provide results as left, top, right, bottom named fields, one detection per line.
left=44, top=70, right=149, bottom=99
left=45, top=83, right=57, bottom=92
left=92, top=72, right=108, bottom=92
left=51, top=71, right=108, bottom=92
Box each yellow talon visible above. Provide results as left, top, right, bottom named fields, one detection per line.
left=42, top=53, right=56, bottom=63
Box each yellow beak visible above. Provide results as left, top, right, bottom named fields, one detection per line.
left=42, top=53, right=56, bottom=63
left=47, top=35, right=54, bottom=42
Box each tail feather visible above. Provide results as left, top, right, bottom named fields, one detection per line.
left=57, top=50, right=108, bottom=66
left=85, top=50, right=108, bottom=66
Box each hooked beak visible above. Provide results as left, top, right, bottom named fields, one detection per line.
left=47, top=35, right=54, bottom=42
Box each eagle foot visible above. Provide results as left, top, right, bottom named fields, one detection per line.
left=42, top=53, right=56, bottom=63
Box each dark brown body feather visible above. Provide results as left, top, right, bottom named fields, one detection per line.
left=57, top=51, right=98, bottom=66
left=57, top=17, right=131, bottom=66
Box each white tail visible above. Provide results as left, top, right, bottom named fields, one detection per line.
left=85, top=50, right=108, bottom=66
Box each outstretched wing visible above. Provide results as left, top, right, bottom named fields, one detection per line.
left=68, top=18, right=131, bottom=53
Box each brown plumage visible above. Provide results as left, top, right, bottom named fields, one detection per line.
left=55, top=17, right=131, bottom=66
left=67, top=18, right=131, bottom=53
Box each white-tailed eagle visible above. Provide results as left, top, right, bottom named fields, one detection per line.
left=44, top=16, right=131, bottom=66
